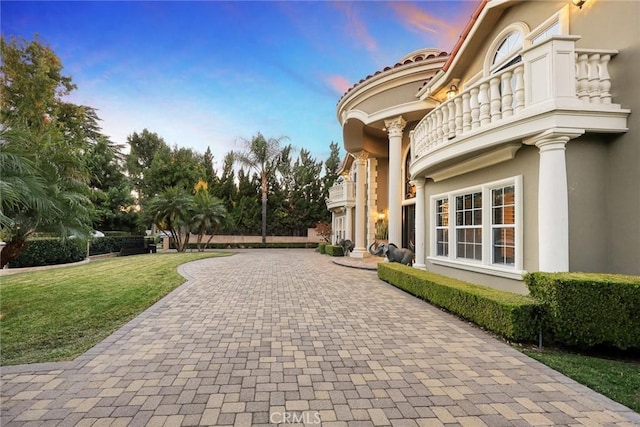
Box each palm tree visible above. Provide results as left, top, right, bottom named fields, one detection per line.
left=145, top=186, right=194, bottom=252
left=192, top=191, right=228, bottom=252
left=0, top=129, right=93, bottom=268
left=233, top=133, right=289, bottom=244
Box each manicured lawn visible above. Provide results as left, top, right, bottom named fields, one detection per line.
left=522, top=348, right=640, bottom=413
left=0, top=252, right=231, bottom=366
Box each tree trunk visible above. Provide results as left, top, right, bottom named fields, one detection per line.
left=261, top=188, right=267, bottom=245
left=0, top=238, right=27, bottom=269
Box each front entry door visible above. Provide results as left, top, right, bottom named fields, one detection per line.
left=403, top=204, right=415, bottom=250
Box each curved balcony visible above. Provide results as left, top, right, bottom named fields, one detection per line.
left=326, top=180, right=356, bottom=211
left=410, top=36, right=630, bottom=179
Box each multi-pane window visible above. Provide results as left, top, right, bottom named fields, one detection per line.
left=492, top=185, right=515, bottom=265
left=455, top=192, right=482, bottom=261
left=431, top=177, right=521, bottom=275
left=492, top=32, right=523, bottom=67
left=435, top=198, right=449, bottom=256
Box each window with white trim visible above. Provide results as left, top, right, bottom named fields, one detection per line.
left=455, top=192, right=482, bottom=261
left=435, top=198, right=449, bottom=257
left=492, top=32, right=523, bottom=72
left=430, top=176, right=523, bottom=278
left=491, top=185, right=515, bottom=265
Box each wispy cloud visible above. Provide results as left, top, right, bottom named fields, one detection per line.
left=332, top=2, right=378, bottom=53
left=388, top=2, right=469, bottom=51
left=325, top=75, right=352, bottom=96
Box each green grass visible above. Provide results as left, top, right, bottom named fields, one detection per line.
left=0, top=252, right=231, bottom=366
left=522, top=348, right=640, bottom=413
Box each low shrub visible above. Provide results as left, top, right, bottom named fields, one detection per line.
left=325, top=245, right=344, bottom=257
left=318, top=242, right=327, bottom=254
left=525, top=272, right=640, bottom=350
left=179, top=242, right=318, bottom=250
left=10, top=238, right=88, bottom=268
left=378, top=263, right=542, bottom=342
left=89, top=236, right=146, bottom=256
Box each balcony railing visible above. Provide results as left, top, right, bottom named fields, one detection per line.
left=411, top=36, right=621, bottom=161
left=327, top=180, right=356, bottom=210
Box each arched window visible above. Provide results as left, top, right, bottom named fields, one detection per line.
left=492, top=32, right=523, bottom=72
left=405, top=149, right=415, bottom=199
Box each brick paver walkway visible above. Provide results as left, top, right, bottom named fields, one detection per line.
left=1, top=249, right=638, bottom=426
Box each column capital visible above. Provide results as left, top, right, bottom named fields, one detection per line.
left=352, top=151, right=369, bottom=163
left=410, top=177, right=426, bottom=189
left=385, top=116, right=406, bottom=138
left=523, top=128, right=584, bottom=151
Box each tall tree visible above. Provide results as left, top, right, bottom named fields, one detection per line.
left=0, top=36, right=94, bottom=266
left=290, top=148, right=325, bottom=235
left=126, top=129, right=169, bottom=202
left=0, top=35, right=75, bottom=132
left=145, top=144, right=204, bottom=198
left=86, top=136, right=137, bottom=232
left=233, top=133, right=289, bottom=244
left=202, top=146, right=220, bottom=196
left=233, top=169, right=261, bottom=235
left=213, top=152, right=237, bottom=230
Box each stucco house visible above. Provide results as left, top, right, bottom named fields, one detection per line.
left=327, top=0, right=638, bottom=294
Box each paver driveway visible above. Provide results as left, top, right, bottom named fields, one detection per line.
left=1, top=249, right=638, bottom=426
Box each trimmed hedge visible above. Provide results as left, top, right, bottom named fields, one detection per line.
left=88, top=236, right=147, bottom=256
left=318, top=242, right=327, bottom=254
left=325, top=245, right=344, bottom=256
left=179, top=242, right=318, bottom=250
left=525, top=272, right=640, bottom=350
left=378, top=263, right=542, bottom=342
left=10, top=238, right=88, bottom=268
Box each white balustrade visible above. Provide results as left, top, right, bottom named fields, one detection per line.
left=411, top=46, right=618, bottom=160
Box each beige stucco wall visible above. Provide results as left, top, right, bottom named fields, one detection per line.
left=566, top=137, right=609, bottom=273
left=423, top=146, right=539, bottom=295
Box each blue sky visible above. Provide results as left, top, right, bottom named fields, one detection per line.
left=1, top=1, right=479, bottom=166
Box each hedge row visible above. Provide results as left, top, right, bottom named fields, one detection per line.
left=525, top=272, right=640, bottom=350
left=89, top=236, right=147, bottom=256
left=324, top=245, right=344, bottom=256
left=317, top=242, right=327, bottom=254
left=176, top=242, right=318, bottom=250
left=378, top=263, right=542, bottom=342
left=10, top=238, right=88, bottom=268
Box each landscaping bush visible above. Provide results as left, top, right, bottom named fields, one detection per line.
left=10, top=238, right=88, bottom=268
left=89, top=236, right=146, bottom=256
left=179, top=242, right=318, bottom=250
left=325, top=245, right=344, bottom=257
left=525, top=272, right=640, bottom=350
left=378, top=263, right=542, bottom=342
left=318, top=242, right=327, bottom=254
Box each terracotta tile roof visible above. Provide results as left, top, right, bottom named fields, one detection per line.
left=337, top=51, right=448, bottom=104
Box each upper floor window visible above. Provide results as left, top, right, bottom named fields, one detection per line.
left=493, top=32, right=523, bottom=67
left=492, top=32, right=524, bottom=79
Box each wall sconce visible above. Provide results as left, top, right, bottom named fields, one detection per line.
left=446, top=85, right=458, bottom=100
left=377, top=211, right=386, bottom=221
left=572, top=0, right=586, bottom=9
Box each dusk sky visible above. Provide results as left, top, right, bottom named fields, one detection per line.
left=1, top=1, right=479, bottom=166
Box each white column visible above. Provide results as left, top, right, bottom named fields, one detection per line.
left=412, top=178, right=427, bottom=269
left=345, top=207, right=353, bottom=243
left=351, top=151, right=369, bottom=258
left=525, top=129, right=583, bottom=272
left=385, top=116, right=406, bottom=246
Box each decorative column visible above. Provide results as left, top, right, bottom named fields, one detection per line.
left=524, top=128, right=583, bottom=272
left=412, top=178, right=426, bottom=269
left=385, top=116, right=406, bottom=246
left=351, top=151, right=369, bottom=258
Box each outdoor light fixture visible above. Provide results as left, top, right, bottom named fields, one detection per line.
left=572, top=0, right=586, bottom=9
left=377, top=211, right=386, bottom=221
left=446, top=85, right=458, bottom=100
